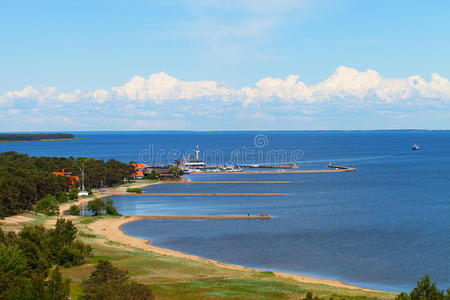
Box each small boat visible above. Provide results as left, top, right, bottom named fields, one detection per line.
left=411, top=144, right=420, bottom=150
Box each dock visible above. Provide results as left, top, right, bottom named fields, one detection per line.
left=137, top=215, right=272, bottom=220
left=243, top=165, right=299, bottom=169
left=189, top=165, right=356, bottom=175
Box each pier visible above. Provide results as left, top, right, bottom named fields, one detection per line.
left=189, top=165, right=356, bottom=175
left=243, top=165, right=299, bottom=169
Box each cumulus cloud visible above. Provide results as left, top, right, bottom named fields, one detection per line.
left=1, top=67, right=449, bottom=110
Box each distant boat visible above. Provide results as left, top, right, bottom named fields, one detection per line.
left=411, top=144, right=420, bottom=150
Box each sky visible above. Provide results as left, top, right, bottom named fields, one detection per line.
left=1, top=0, right=449, bottom=131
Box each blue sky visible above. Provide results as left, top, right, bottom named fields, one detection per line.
left=1, top=0, right=449, bottom=131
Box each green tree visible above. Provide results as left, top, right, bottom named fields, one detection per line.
left=36, top=194, right=60, bottom=216
left=168, top=165, right=184, bottom=177
left=57, top=192, right=69, bottom=203
left=46, top=267, right=70, bottom=300
left=105, top=198, right=120, bottom=216
left=145, top=169, right=160, bottom=180
left=68, top=188, right=80, bottom=201
left=395, top=275, right=450, bottom=300
left=82, top=260, right=153, bottom=300
left=87, top=198, right=106, bottom=216
left=69, top=204, right=80, bottom=216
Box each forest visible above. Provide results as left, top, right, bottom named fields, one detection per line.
left=0, top=151, right=135, bottom=217
left=0, top=133, right=75, bottom=142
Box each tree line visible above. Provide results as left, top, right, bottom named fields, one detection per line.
left=0, top=151, right=135, bottom=217
left=0, top=133, right=74, bottom=142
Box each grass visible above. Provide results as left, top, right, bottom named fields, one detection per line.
left=126, top=187, right=142, bottom=193
left=3, top=214, right=397, bottom=300
left=121, top=179, right=158, bottom=187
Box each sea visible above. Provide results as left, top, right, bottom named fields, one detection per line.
left=1, top=131, right=449, bottom=292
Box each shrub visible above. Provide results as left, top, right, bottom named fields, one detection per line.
left=57, top=192, right=69, bottom=203
left=69, top=204, right=80, bottom=216
left=126, top=187, right=142, bottom=194
left=105, top=198, right=120, bottom=216
left=68, top=188, right=80, bottom=200
left=81, top=260, right=153, bottom=300
left=36, top=194, right=59, bottom=216
left=87, top=198, right=106, bottom=216
left=145, top=169, right=160, bottom=179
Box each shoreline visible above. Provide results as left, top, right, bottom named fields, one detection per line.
left=88, top=215, right=386, bottom=294
left=0, top=138, right=87, bottom=143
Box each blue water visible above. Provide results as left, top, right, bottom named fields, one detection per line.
left=1, top=131, right=449, bottom=292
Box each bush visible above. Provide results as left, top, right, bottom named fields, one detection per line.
left=87, top=198, right=120, bottom=216
left=105, top=198, right=120, bottom=216
left=68, top=188, right=80, bottom=200
left=36, top=194, right=59, bottom=216
left=145, top=169, right=160, bottom=179
left=81, top=260, right=153, bottom=300
left=57, top=192, right=69, bottom=203
left=69, top=204, right=80, bottom=216
left=126, top=187, right=142, bottom=194
left=87, top=198, right=106, bottom=216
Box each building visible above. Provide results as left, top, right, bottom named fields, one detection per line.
left=52, top=169, right=79, bottom=188
left=131, top=163, right=147, bottom=179
left=143, top=164, right=175, bottom=177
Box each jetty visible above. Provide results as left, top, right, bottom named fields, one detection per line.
left=136, top=215, right=272, bottom=220
left=189, top=165, right=356, bottom=175
left=243, top=165, right=299, bottom=169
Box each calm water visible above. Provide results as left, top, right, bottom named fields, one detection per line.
left=1, top=131, right=449, bottom=292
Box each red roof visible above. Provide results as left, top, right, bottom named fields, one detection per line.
left=132, top=163, right=146, bottom=170
left=52, top=169, right=72, bottom=176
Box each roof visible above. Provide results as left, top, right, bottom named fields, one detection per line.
left=52, top=169, right=73, bottom=176
left=132, top=163, right=147, bottom=170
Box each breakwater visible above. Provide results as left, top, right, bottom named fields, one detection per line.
left=189, top=165, right=356, bottom=175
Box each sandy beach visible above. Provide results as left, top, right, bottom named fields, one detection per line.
left=88, top=215, right=382, bottom=293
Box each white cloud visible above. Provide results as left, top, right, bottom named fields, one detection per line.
left=1, top=67, right=449, bottom=111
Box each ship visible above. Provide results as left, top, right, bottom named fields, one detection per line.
left=411, top=144, right=420, bottom=150
left=175, top=145, right=207, bottom=172
left=175, top=146, right=243, bottom=173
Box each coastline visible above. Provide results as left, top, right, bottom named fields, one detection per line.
left=89, top=215, right=386, bottom=294
left=0, top=138, right=87, bottom=143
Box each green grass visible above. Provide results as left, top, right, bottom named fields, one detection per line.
left=78, top=217, right=99, bottom=224
left=126, top=187, right=142, bottom=193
